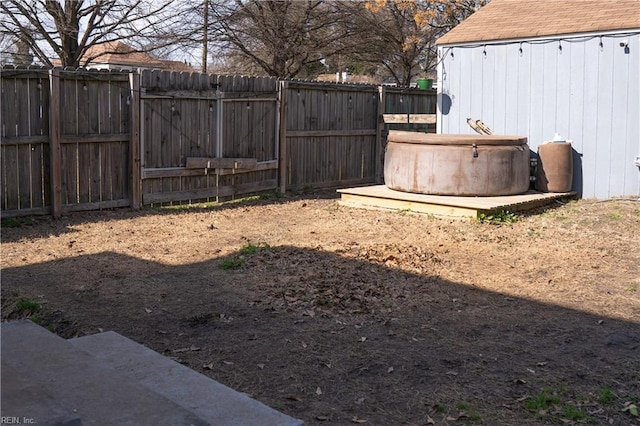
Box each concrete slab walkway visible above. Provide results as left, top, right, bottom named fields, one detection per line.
left=1, top=320, right=303, bottom=426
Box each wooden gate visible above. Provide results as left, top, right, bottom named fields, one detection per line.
left=139, top=71, right=279, bottom=205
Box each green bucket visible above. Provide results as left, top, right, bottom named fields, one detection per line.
left=417, top=78, right=433, bottom=90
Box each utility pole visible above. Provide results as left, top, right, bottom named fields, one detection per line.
left=202, top=0, right=208, bottom=73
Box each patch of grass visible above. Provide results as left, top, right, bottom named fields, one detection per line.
left=396, top=208, right=412, bottom=215
left=239, top=241, right=269, bottom=255
left=561, top=404, right=591, bottom=422
left=477, top=210, right=518, bottom=224
left=1, top=217, right=35, bottom=228
left=219, top=241, right=269, bottom=270
left=455, top=402, right=482, bottom=421
left=626, top=286, right=637, bottom=293
left=523, top=387, right=561, bottom=413
left=156, top=192, right=285, bottom=211
left=607, top=213, right=622, bottom=220
left=15, top=298, right=41, bottom=315
left=598, top=387, right=616, bottom=404
left=433, top=403, right=447, bottom=413
left=219, top=257, right=244, bottom=270
left=524, top=387, right=594, bottom=423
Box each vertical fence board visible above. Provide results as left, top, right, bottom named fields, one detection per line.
left=29, top=142, right=44, bottom=208
left=90, top=142, right=101, bottom=202
left=1, top=77, right=17, bottom=137
left=4, top=146, right=19, bottom=210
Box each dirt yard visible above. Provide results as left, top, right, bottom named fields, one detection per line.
left=2, top=192, right=639, bottom=425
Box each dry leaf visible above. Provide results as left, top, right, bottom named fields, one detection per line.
left=302, top=342, right=308, bottom=348
left=316, top=415, right=329, bottom=421
left=144, top=307, right=152, bottom=313
left=287, top=395, right=302, bottom=402
left=203, top=363, right=214, bottom=370
left=190, top=345, right=201, bottom=351
left=425, top=415, right=435, bottom=424
left=257, top=363, right=265, bottom=369
left=359, top=337, right=367, bottom=342
left=223, top=360, right=234, bottom=365
left=351, top=417, right=367, bottom=423
left=316, top=387, right=323, bottom=395
left=387, top=366, right=394, bottom=373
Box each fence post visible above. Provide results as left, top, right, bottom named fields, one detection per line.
left=375, top=85, right=386, bottom=184
left=278, top=80, right=288, bottom=194
left=129, top=71, right=141, bottom=209
left=48, top=68, right=62, bottom=218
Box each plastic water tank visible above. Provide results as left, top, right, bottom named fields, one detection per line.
left=535, top=142, right=573, bottom=192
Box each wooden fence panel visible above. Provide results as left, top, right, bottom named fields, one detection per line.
left=57, top=71, right=131, bottom=212
left=284, top=82, right=379, bottom=190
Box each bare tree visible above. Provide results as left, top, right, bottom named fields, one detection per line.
left=343, top=0, right=488, bottom=85
left=0, top=0, right=199, bottom=68
left=209, top=0, right=360, bottom=78
left=0, top=33, right=34, bottom=66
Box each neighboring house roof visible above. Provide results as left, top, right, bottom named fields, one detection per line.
left=52, top=41, right=194, bottom=71
left=437, top=0, right=640, bottom=45
left=83, top=41, right=165, bottom=67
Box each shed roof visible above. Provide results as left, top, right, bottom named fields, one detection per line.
left=437, top=0, right=640, bottom=45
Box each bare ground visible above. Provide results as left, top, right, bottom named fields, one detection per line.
left=2, top=192, right=639, bottom=425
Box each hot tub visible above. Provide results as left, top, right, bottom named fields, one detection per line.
left=384, top=131, right=530, bottom=196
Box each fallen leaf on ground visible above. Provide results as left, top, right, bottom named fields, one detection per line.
left=316, top=387, right=323, bottom=395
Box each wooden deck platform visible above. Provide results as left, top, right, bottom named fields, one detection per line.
left=337, top=185, right=576, bottom=219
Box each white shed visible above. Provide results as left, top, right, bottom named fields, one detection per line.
left=436, top=0, right=640, bottom=198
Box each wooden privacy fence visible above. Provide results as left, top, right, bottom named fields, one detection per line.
left=1, top=68, right=136, bottom=218
left=1, top=67, right=435, bottom=218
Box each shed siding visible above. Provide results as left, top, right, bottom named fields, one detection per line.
left=438, top=33, right=640, bottom=198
